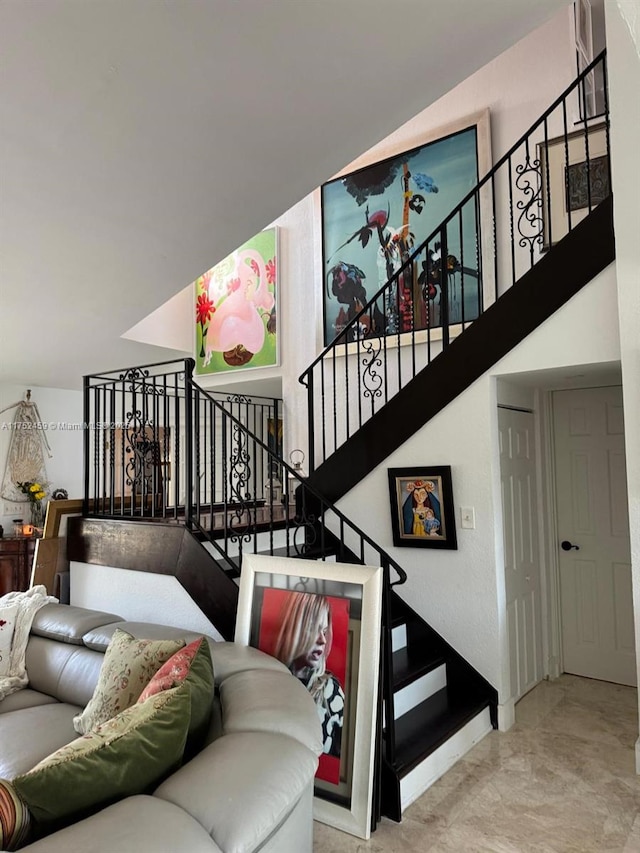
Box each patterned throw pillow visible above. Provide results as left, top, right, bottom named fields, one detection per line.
left=138, top=637, right=214, bottom=748
left=0, top=778, right=31, bottom=851
left=73, top=629, right=184, bottom=735
left=0, top=604, right=18, bottom=677
left=14, top=686, right=190, bottom=827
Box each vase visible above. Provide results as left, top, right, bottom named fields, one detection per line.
left=30, top=501, right=44, bottom=530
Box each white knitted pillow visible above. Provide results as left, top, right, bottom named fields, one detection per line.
left=0, top=604, right=18, bottom=677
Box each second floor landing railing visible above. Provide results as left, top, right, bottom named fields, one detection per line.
left=299, top=51, right=610, bottom=472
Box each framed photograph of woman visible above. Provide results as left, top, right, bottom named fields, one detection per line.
left=235, top=553, right=383, bottom=840
left=257, top=587, right=350, bottom=784
left=388, top=465, right=457, bottom=549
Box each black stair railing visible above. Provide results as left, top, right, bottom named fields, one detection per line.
left=83, top=356, right=408, bottom=815
left=299, top=51, right=609, bottom=472
left=83, top=358, right=282, bottom=524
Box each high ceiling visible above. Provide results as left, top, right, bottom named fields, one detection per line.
left=0, top=0, right=569, bottom=390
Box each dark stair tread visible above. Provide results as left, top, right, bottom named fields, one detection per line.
left=267, top=545, right=337, bottom=560
left=390, top=687, right=492, bottom=777
left=392, top=646, right=446, bottom=692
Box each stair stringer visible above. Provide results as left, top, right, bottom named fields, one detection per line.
left=307, top=197, right=615, bottom=504
left=67, top=517, right=240, bottom=639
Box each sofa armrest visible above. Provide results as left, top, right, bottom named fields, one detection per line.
left=154, top=732, right=317, bottom=853
left=209, top=642, right=289, bottom=685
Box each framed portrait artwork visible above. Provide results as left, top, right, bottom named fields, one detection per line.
left=538, top=123, right=609, bottom=250
left=321, top=111, right=491, bottom=347
left=235, top=553, right=383, bottom=839
left=194, top=227, right=278, bottom=375
left=388, top=466, right=457, bottom=549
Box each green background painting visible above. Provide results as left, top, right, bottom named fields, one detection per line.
left=194, top=228, right=278, bottom=375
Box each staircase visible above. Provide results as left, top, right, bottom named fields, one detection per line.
left=79, top=52, right=613, bottom=831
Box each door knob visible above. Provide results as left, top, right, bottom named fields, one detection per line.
left=561, top=540, right=580, bottom=551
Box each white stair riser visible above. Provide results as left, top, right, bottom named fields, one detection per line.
left=392, top=623, right=407, bottom=653
left=400, top=707, right=492, bottom=811
left=394, top=664, right=447, bottom=720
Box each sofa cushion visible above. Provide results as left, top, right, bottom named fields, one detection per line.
left=0, top=603, right=18, bottom=677
left=13, top=685, right=191, bottom=827
left=72, top=629, right=184, bottom=734
left=138, top=637, right=214, bottom=749
left=25, top=638, right=105, bottom=708
left=155, top=731, right=318, bottom=853
left=0, top=778, right=32, bottom=851
left=82, top=621, right=205, bottom=653
left=15, top=796, right=223, bottom=853
left=0, top=703, right=82, bottom=780
left=0, top=689, right=57, bottom=716
left=29, top=605, right=124, bottom=646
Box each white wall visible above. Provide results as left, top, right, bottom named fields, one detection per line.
left=0, top=383, right=84, bottom=531
left=69, top=561, right=223, bottom=640
left=280, top=7, right=577, bottom=463
left=337, top=266, right=621, bottom=702
left=605, top=0, right=640, bottom=769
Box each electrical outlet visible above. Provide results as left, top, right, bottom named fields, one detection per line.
left=460, top=506, right=476, bottom=529
left=3, top=502, right=25, bottom=517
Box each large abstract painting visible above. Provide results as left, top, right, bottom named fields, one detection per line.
left=194, top=228, right=278, bottom=375
left=322, top=114, right=489, bottom=346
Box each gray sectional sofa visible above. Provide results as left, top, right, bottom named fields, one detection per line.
left=0, top=603, right=322, bottom=852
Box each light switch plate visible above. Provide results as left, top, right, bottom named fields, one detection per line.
left=460, top=506, right=476, bottom=529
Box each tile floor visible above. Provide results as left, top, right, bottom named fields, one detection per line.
left=313, top=674, right=640, bottom=852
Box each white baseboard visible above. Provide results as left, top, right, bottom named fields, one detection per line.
left=498, top=698, right=516, bottom=731
left=547, top=656, right=561, bottom=680
left=635, top=737, right=640, bottom=776
left=400, top=707, right=492, bottom=812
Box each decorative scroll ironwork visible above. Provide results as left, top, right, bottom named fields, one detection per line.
left=228, top=422, right=253, bottom=543
left=292, top=501, right=318, bottom=556
left=124, top=408, right=150, bottom=488
left=118, top=367, right=165, bottom=396
left=515, top=154, right=543, bottom=252
left=361, top=337, right=384, bottom=402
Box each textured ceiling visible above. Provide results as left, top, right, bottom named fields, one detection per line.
left=0, top=0, right=569, bottom=389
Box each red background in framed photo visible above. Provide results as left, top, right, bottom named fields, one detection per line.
left=258, top=588, right=350, bottom=784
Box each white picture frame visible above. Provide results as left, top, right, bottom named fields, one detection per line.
left=235, top=553, right=383, bottom=840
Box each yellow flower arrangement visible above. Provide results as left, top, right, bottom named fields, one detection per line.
left=17, top=481, right=47, bottom=504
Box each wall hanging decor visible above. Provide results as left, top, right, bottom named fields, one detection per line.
left=194, top=227, right=278, bottom=375
left=321, top=112, right=491, bottom=347
left=388, top=465, right=457, bottom=549
left=0, top=390, right=52, bottom=506
left=236, top=553, right=382, bottom=840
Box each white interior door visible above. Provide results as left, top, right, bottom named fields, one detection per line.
left=553, top=386, right=635, bottom=686
left=499, top=407, right=544, bottom=701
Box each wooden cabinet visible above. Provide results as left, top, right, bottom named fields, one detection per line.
left=0, top=537, right=36, bottom=595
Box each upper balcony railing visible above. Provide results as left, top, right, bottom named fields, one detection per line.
left=299, top=51, right=610, bottom=472
left=83, top=357, right=407, bottom=587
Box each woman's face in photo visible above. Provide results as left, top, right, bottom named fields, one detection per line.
left=295, top=609, right=330, bottom=670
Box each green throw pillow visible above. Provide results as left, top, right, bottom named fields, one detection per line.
left=137, top=636, right=214, bottom=749
left=73, top=628, right=185, bottom=734
left=14, top=685, right=190, bottom=827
